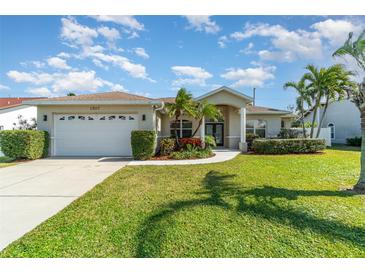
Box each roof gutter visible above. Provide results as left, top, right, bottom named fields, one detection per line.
left=22, top=99, right=163, bottom=106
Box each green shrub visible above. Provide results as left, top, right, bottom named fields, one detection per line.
left=252, top=138, right=326, bottom=154
left=131, top=130, right=156, bottom=160
left=159, top=138, right=176, bottom=156
left=204, top=135, right=216, bottom=148
left=0, top=130, right=49, bottom=160
left=246, top=133, right=260, bottom=151
left=346, top=136, right=362, bottom=147
left=170, top=146, right=213, bottom=160
left=278, top=128, right=300, bottom=139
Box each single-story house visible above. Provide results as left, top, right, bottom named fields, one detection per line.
left=0, top=97, right=44, bottom=131
left=0, top=97, right=44, bottom=156
left=303, top=99, right=361, bottom=144
left=24, top=86, right=293, bottom=157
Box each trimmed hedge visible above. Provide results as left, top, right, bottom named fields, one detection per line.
left=252, top=138, right=326, bottom=154
left=0, top=130, right=49, bottom=160
left=131, top=130, right=156, bottom=160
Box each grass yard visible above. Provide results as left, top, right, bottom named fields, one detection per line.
left=0, top=156, right=16, bottom=168
left=1, top=148, right=364, bottom=257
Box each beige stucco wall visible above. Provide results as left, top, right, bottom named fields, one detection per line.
left=37, top=104, right=155, bottom=156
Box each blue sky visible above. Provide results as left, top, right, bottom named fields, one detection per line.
left=0, top=15, right=364, bottom=109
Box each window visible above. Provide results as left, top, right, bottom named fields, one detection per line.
left=0, top=125, right=4, bottom=130
left=328, top=123, right=335, bottom=139
left=246, top=119, right=267, bottom=138
left=170, top=119, right=193, bottom=138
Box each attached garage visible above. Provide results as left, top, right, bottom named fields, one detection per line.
left=54, top=113, right=138, bottom=156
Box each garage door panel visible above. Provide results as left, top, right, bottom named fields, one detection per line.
left=54, top=114, right=138, bottom=156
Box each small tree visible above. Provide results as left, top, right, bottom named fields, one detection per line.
left=67, top=92, right=76, bottom=96
left=12, top=115, right=37, bottom=130
left=165, top=88, right=196, bottom=145
left=283, top=78, right=311, bottom=138
left=191, top=101, right=222, bottom=137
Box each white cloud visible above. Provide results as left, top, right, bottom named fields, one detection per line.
left=229, top=22, right=323, bottom=62
left=134, top=47, right=149, bottom=59
left=7, top=70, right=55, bottom=85
left=218, top=35, right=228, bottom=48
left=20, top=61, right=45, bottom=69
left=61, top=17, right=98, bottom=47
left=27, top=87, right=52, bottom=96
left=91, top=16, right=144, bottom=31
left=311, top=19, right=363, bottom=46
left=92, top=59, right=109, bottom=70
left=7, top=69, right=120, bottom=95
left=240, top=42, right=255, bottom=55
left=171, top=66, right=213, bottom=86
left=57, top=52, right=71, bottom=59
left=185, top=16, right=221, bottom=34
left=220, top=66, right=276, bottom=88
left=97, top=26, right=120, bottom=42
left=0, top=84, right=10, bottom=90
left=83, top=47, right=154, bottom=81
left=51, top=71, right=104, bottom=93
left=47, top=57, right=71, bottom=70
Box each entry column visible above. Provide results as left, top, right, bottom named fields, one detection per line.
left=239, top=107, right=247, bottom=152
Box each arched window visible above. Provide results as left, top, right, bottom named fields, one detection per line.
left=328, top=123, right=335, bottom=139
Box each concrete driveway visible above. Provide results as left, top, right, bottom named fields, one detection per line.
left=0, top=157, right=129, bottom=250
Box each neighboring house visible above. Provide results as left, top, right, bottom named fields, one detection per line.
left=303, top=99, right=361, bottom=144
left=0, top=97, right=44, bottom=130
left=25, top=86, right=293, bottom=157
left=0, top=97, right=44, bottom=156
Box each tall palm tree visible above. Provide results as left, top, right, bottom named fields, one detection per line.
left=165, top=88, right=196, bottom=144
left=302, top=65, right=330, bottom=138
left=315, top=64, right=356, bottom=138
left=333, top=30, right=365, bottom=191
left=283, top=78, right=311, bottom=138
left=191, top=101, right=222, bottom=137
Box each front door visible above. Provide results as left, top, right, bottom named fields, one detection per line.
left=205, top=123, right=224, bottom=146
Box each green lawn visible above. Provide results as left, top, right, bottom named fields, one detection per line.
left=0, top=156, right=16, bottom=168
left=1, top=149, right=364, bottom=257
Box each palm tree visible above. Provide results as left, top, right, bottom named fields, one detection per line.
left=165, top=88, right=196, bottom=144
left=302, top=65, right=330, bottom=138
left=315, top=64, right=356, bottom=138
left=191, top=101, right=222, bottom=137
left=283, top=78, right=311, bottom=138
left=333, top=30, right=365, bottom=191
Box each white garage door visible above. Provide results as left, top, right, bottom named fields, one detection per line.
left=54, top=114, right=138, bottom=156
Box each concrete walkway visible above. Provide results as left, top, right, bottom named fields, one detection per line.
left=0, top=157, right=129, bottom=251
left=128, top=149, right=240, bottom=166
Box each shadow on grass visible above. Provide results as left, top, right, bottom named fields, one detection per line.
left=135, top=171, right=364, bottom=257
left=328, top=144, right=361, bottom=152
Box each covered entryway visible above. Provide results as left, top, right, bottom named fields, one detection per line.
left=54, top=114, right=138, bottom=156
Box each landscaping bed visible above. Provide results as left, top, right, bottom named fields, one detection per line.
left=1, top=148, right=364, bottom=258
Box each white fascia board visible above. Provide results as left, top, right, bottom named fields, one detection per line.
left=22, top=100, right=163, bottom=106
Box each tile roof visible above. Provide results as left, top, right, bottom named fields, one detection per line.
left=36, top=91, right=152, bottom=102
left=0, top=97, right=45, bottom=109
left=246, top=105, right=290, bottom=114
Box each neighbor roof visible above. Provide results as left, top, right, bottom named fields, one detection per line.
left=246, top=105, right=291, bottom=115
left=24, top=91, right=162, bottom=106
left=0, top=97, right=45, bottom=110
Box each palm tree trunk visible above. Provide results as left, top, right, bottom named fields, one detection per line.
left=301, top=111, right=307, bottom=138
left=354, top=110, right=365, bottom=191
left=192, top=118, right=202, bottom=137
left=310, top=103, right=318, bottom=138
left=315, top=97, right=329, bottom=138
left=175, top=115, right=180, bottom=147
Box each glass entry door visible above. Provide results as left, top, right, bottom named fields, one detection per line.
left=205, top=123, right=224, bottom=146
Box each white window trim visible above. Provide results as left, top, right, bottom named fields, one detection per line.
left=170, top=119, right=193, bottom=138
left=328, top=123, right=335, bottom=139
left=246, top=119, right=267, bottom=137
